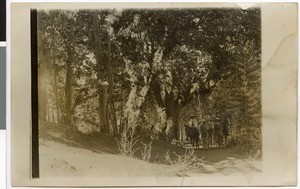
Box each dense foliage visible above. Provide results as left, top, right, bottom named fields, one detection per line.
left=38, top=8, right=261, bottom=156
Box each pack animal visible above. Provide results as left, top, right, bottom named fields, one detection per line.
left=184, top=124, right=200, bottom=149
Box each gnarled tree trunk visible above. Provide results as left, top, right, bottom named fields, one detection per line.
left=123, top=46, right=163, bottom=133
left=123, top=71, right=151, bottom=131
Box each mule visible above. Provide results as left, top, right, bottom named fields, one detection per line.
left=184, top=125, right=200, bottom=149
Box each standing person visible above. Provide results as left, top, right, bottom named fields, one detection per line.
left=214, top=118, right=223, bottom=147
left=207, top=119, right=214, bottom=148
left=222, top=116, right=230, bottom=146
left=200, top=120, right=209, bottom=150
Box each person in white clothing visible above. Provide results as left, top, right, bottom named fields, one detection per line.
left=189, top=115, right=198, bottom=128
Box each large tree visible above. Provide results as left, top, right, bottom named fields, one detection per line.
left=111, top=8, right=261, bottom=140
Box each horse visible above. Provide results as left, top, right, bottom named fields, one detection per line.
left=184, top=124, right=200, bottom=149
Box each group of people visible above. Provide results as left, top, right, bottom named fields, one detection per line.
left=186, top=114, right=230, bottom=150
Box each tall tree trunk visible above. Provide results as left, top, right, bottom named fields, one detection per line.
left=108, top=99, right=118, bottom=135
left=93, top=12, right=108, bottom=134
left=165, top=91, right=182, bottom=140
left=37, top=18, right=47, bottom=122
left=64, top=46, right=74, bottom=126
left=57, top=102, right=61, bottom=123
left=50, top=22, right=63, bottom=123
left=47, top=105, right=50, bottom=122
left=152, top=86, right=186, bottom=141
left=107, top=32, right=118, bottom=135
left=51, top=100, right=55, bottom=123
left=172, top=105, right=182, bottom=140
left=38, top=64, right=48, bottom=122
left=52, top=66, right=63, bottom=123
left=124, top=81, right=151, bottom=131
left=123, top=45, right=164, bottom=132
left=152, top=81, right=181, bottom=141
left=97, top=74, right=108, bottom=133
left=164, top=90, right=175, bottom=141
left=154, top=100, right=182, bottom=141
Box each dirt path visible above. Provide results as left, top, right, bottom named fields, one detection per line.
left=38, top=123, right=262, bottom=183
left=39, top=123, right=251, bottom=165
left=40, top=139, right=261, bottom=180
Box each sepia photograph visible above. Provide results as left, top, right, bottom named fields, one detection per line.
left=9, top=2, right=297, bottom=187
left=36, top=7, right=262, bottom=178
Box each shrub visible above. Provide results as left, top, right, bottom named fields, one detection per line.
left=140, top=141, right=152, bottom=162
left=115, top=127, right=140, bottom=158
left=164, top=148, right=204, bottom=176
